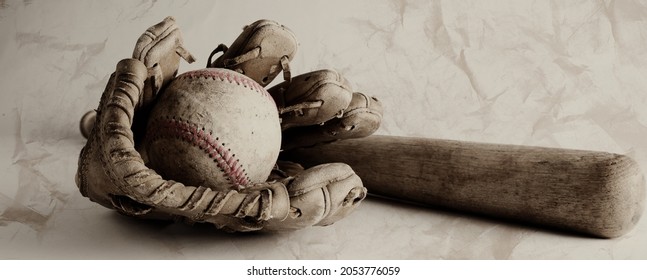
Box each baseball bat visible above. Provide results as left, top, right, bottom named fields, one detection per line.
left=282, top=135, right=646, bottom=238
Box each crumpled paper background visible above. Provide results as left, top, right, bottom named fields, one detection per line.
left=1, top=0, right=646, bottom=259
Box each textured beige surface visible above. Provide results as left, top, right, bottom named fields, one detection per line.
left=2, top=0, right=647, bottom=259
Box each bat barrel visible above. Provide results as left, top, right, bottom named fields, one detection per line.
left=283, top=135, right=646, bottom=238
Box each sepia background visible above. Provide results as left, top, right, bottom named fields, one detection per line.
left=1, top=0, right=647, bottom=259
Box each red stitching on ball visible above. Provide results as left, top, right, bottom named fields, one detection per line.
left=147, top=118, right=249, bottom=187
left=178, top=68, right=274, bottom=104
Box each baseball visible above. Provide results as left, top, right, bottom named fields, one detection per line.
left=144, top=68, right=281, bottom=191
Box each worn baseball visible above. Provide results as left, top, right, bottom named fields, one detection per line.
left=144, top=68, right=281, bottom=191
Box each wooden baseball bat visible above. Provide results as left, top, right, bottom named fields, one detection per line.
left=282, top=135, right=646, bottom=238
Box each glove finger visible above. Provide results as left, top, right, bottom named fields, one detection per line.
left=280, top=92, right=383, bottom=150
left=132, top=16, right=195, bottom=109
left=263, top=163, right=367, bottom=231
left=268, top=69, right=353, bottom=130
left=208, top=19, right=297, bottom=87
left=81, top=17, right=195, bottom=139
left=133, top=16, right=196, bottom=67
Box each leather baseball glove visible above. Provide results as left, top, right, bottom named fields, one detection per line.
left=76, top=17, right=383, bottom=232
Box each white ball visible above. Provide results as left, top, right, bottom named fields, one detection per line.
left=145, top=68, right=281, bottom=191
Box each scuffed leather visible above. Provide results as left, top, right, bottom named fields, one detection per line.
left=208, top=19, right=297, bottom=87
left=265, top=162, right=367, bottom=230
left=281, top=92, right=383, bottom=150
left=76, top=17, right=381, bottom=233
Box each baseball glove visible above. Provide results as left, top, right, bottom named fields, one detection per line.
left=76, top=17, right=382, bottom=232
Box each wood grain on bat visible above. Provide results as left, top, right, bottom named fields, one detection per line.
left=283, top=135, right=646, bottom=238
